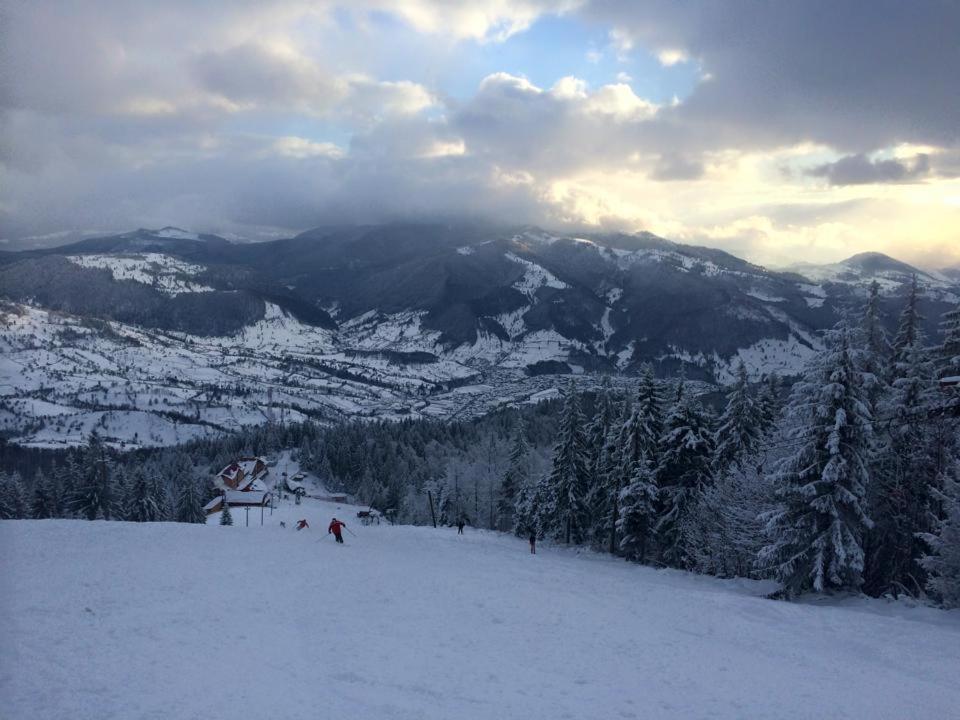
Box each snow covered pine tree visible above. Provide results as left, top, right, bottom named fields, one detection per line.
left=759, top=325, right=874, bottom=598
left=545, top=382, right=590, bottom=544
left=655, top=379, right=715, bottom=570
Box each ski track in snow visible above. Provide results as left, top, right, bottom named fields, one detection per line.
left=2, top=504, right=959, bottom=720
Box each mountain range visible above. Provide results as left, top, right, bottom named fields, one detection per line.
left=1, top=223, right=957, bottom=449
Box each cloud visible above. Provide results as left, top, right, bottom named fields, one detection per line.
left=0, top=0, right=957, bottom=272
left=651, top=154, right=704, bottom=181
left=377, top=0, right=581, bottom=42
left=655, top=49, right=687, bottom=67
left=585, top=0, right=960, bottom=153
left=806, top=153, right=931, bottom=186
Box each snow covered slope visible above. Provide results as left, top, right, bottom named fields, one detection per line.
left=66, top=253, right=213, bottom=294
left=4, top=224, right=958, bottom=448
left=2, top=515, right=958, bottom=720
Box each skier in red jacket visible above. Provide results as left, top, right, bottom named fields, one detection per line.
left=328, top=517, right=346, bottom=543
left=295, top=519, right=309, bottom=531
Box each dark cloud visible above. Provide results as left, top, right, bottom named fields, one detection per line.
left=650, top=154, right=703, bottom=181
left=586, top=0, right=960, bottom=153
left=806, top=153, right=931, bottom=185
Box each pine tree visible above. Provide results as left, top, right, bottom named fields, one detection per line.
left=757, top=373, right=782, bottom=436
left=31, top=468, right=61, bottom=519
left=714, top=360, right=763, bottom=475
left=889, top=275, right=923, bottom=381
left=609, top=367, right=664, bottom=554
left=655, top=383, right=716, bottom=569
left=175, top=476, right=207, bottom=524
left=934, top=302, right=960, bottom=380
left=865, top=332, right=939, bottom=596
left=861, top=280, right=890, bottom=397
left=599, top=399, right=631, bottom=554
left=921, top=476, right=960, bottom=608
left=545, top=383, right=590, bottom=543
left=60, top=454, right=82, bottom=518
left=616, top=458, right=658, bottom=562
left=499, top=414, right=530, bottom=531
left=123, top=467, right=164, bottom=522
left=529, top=474, right=555, bottom=539
left=623, top=366, right=665, bottom=467
left=69, top=431, right=118, bottom=520
left=513, top=481, right=535, bottom=538
left=220, top=501, right=233, bottom=526
left=705, top=360, right=768, bottom=576
left=758, top=326, right=874, bottom=597
left=583, top=379, right=617, bottom=546
left=0, top=472, right=27, bottom=519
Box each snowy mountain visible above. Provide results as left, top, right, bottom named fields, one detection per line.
left=2, top=223, right=957, bottom=448
left=3, top=509, right=959, bottom=720
left=784, top=251, right=958, bottom=298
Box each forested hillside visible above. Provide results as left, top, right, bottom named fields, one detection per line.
left=2, top=286, right=958, bottom=604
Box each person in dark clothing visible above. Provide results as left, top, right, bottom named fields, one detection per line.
left=328, top=517, right=346, bottom=543
left=529, top=530, right=536, bottom=554
left=295, top=519, right=309, bottom=531
left=457, top=520, right=465, bottom=534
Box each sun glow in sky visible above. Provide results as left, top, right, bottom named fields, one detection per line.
left=1, top=1, right=958, bottom=268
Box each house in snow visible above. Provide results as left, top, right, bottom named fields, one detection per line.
left=216, top=457, right=269, bottom=492
left=204, top=490, right=270, bottom=515
left=206, top=457, right=271, bottom=516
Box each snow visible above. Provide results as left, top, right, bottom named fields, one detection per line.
left=746, top=289, right=787, bottom=303
left=154, top=227, right=200, bottom=240
left=2, top=512, right=958, bottom=720
left=66, top=253, right=213, bottom=295
left=505, top=252, right=569, bottom=296
left=493, top=307, right=528, bottom=339
left=223, top=489, right=268, bottom=505
left=0, top=303, right=487, bottom=447
left=716, top=336, right=819, bottom=382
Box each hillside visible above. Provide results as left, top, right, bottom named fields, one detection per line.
left=2, top=508, right=958, bottom=720
left=2, top=223, right=957, bottom=448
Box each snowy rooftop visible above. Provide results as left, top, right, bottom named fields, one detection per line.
left=223, top=490, right=268, bottom=505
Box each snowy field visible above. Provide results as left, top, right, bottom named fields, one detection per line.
left=2, top=499, right=959, bottom=719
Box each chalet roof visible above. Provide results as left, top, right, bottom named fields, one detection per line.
left=219, top=462, right=242, bottom=481
left=223, top=490, right=268, bottom=506
left=218, top=457, right=268, bottom=484
left=203, top=496, right=223, bottom=511
left=238, top=458, right=263, bottom=477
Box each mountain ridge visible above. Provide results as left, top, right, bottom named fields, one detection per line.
left=1, top=223, right=957, bottom=448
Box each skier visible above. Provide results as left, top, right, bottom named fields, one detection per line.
left=457, top=519, right=465, bottom=534
left=328, top=517, right=347, bottom=543
left=295, top=519, right=309, bottom=531
left=529, top=530, right=536, bottom=555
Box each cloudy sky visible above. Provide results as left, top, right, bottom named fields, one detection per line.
left=1, top=1, right=958, bottom=268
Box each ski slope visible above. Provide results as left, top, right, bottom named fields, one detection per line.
left=2, top=501, right=959, bottom=719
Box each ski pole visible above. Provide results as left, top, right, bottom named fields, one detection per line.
left=345, top=527, right=357, bottom=537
